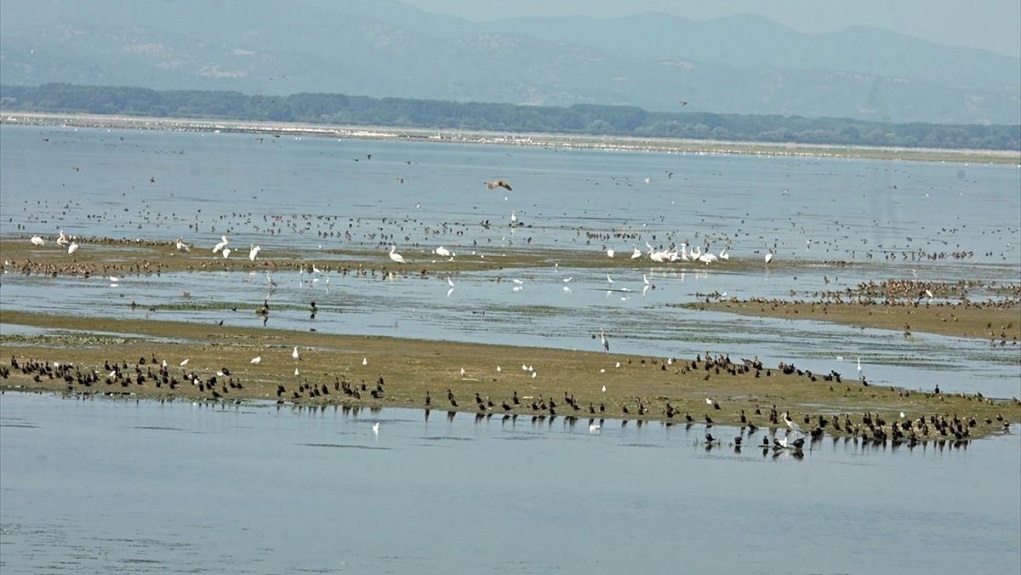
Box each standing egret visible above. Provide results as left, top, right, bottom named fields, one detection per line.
left=30, top=236, right=45, bottom=246
left=249, top=244, right=261, bottom=261
left=606, top=247, right=615, bottom=258
left=175, top=237, right=191, bottom=253
left=362, top=357, right=368, bottom=366
left=388, top=245, right=406, bottom=263
left=435, top=246, right=451, bottom=258
left=56, top=230, right=70, bottom=246
left=589, top=422, right=601, bottom=434
left=222, top=247, right=231, bottom=259
left=764, top=251, right=774, bottom=264
left=67, top=242, right=79, bottom=255
left=631, top=245, right=642, bottom=260
left=372, top=422, right=380, bottom=436
left=292, top=346, right=300, bottom=361
left=250, top=356, right=261, bottom=364
left=213, top=235, right=229, bottom=253
left=599, top=329, right=609, bottom=352
left=719, top=247, right=730, bottom=260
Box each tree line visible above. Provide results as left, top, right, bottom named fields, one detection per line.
left=1, top=83, right=1018, bottom=151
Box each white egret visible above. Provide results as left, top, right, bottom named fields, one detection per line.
left=388, top=245, right=406, bottom=263
left=56, top=230, right=69, bottom=246
left=606, top=247, right=615, bottom=258
left=362, top=357, right=368, bottom=366
left=250, top=356, right=261, bottom=364
left=222, top=247, right=231, bottom=259
left=631, top=245, right=642, bottom=260
left=179, top=359, right=189, bottom=366
left=606, top=274, right=614, bottom=285
left=213, top=235, right=228, bottom=253
left=589, top=423, right=601, bottom=434
left=435, top=246, right=451, bottom=258
left=175, top=237, right=191, bottom=253
left=294, top=367, right=300, bottom=377
left=764, top=251, right=774, bottom=264
left=292, top=346, right=300, bottom=360
left=67, top=242, right=79, bottom=255
left=30, top=235, right=44, bottom=246
left=599, top=328, right=609, bottom=352
left=460, top=367, right=466, bottom=377
left=719, top=247, right=730, bottom=260
left=372, top=422, right=380, bottom=436
left=249, top=244, right=261, bottom=261
left=109, top=276, right=119, bottom=283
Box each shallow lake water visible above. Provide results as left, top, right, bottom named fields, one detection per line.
left=1, top=124, right=1020, bottom=573
left=1, top=392, right=1019, bottom=575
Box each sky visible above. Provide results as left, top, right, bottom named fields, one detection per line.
left=400, top=0, right=1021, bottom=59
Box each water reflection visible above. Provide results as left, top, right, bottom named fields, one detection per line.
left=1, top=392, right=1018, bottom=574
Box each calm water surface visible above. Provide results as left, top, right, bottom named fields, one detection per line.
left=1, top=392, right=1019, bottom=575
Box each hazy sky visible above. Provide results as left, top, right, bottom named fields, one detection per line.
left=401, top=0, right=1021, bottom=58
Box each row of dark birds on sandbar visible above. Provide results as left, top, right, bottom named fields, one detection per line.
left=5, top=349, right=1013, bottom=457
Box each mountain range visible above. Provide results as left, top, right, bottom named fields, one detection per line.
left=1, top=0, right=1018, bottom=125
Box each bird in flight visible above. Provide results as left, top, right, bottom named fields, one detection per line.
left=485, top=180, right=512, bottom=191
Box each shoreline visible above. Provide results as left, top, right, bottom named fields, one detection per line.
left=3, top=111, right=1019, bottom=165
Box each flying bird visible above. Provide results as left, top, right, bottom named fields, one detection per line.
left=485, top=179, right=512, bottom=191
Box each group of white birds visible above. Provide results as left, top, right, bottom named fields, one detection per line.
left=28, top=230, right=78, bottom=254
left=208, top=235, right=261, bottom=261
left=602, top=242, right=776, bottom=265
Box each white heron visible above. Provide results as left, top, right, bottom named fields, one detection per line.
left=212, top=235, right=229, bottom=253
left=175, top=237, right=191, bottom=253
left=631, top=245, right=642, bottom=260
left=372, top=422, right=380, bottom=436
left=179, top=359, right=189, bottom=366
left=388, top=245, right=406, bottom=263
left=435, top=246, right=451, bottom=258
left=67, top=242, right=79, bottom=255
left=250, top=356, right=261, bottom=364
left=764, top=251, right=774, bottom=264
left=719, top=247, right=730, bottom=260
left=606, top=247, right=615, bottom=258
left=589, top=423, right=601, bottom=434
left=606, top=274, right=614, bottom=285
left=599, top=328, right=609, bottom=352
left=30, top=235, right=44, bottom=246
left=249, top=244, right=261, bottom=261
left=362, top=357, right=368, bottom=366
left=292, top=346, right=300, bottom=360
left=222, top=247, right=231, bottom=259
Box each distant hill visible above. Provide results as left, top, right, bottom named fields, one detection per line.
left=1, top=0, right=1018, bottom=124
